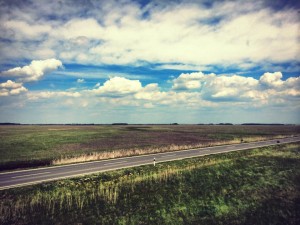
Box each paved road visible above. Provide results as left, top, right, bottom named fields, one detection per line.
left=0, top=136, right=299, bottom=190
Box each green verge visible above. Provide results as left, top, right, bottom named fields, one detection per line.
left=1, top=143, right=299, bottom=224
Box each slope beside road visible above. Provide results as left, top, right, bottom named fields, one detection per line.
left=0, top=136, right=299, bottom=190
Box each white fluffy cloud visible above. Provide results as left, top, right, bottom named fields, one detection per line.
left=258, top=72, right=300, bottom=95
left=1, top=58, right=62, bottom=82
left=260, top=72, right=284, bottom=88
left=90, top=76, right=142, bottom=96
left=172, top=71, right=300, bottom=104
left=87, top=76, right=216, bottom=108
left=64, top=4, right=299, bottom=66
left=203, top=74, right=260, bottom=101
left=0, top=1, right=298, bottom=68
left=1, top=71, right=298, bottom=125
left=0, top=80, right=27, bottom=96
left=2, top=71, right=297, bottom=110
left=172, top=72, right=208, bottom=90
left=75, top=72, right=298, bottom=109
left=0, top=80, right=23, bottom=89
left=0, top=1, right=299, bottom=123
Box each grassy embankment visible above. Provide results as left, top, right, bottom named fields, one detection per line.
left=0, top=125, right=299, bottom=170
left=0, top=143, right=299, bottom=224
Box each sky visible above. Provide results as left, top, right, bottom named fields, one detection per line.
left=0, top=0, right=299, bottom=124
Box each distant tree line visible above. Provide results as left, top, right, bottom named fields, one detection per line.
left=197, top=123, right=233, bottom=125
left=241, top=123, right=285, bottom=126
left=0, top=122, right=292, bottom=126
left=0, top=123, right=21, bottom=125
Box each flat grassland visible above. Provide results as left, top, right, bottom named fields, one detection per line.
left=0, top=125, right=299, bottom=170
left=1, top=143, right=299, bottom=224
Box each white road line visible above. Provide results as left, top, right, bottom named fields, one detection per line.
left=160, top=154, right=177, bottom=158
left=104, top=161, right=128, bottom=166
left=12, top=172, right=51, bottom=179
left=200, top=150, right=210, bottom=153
left=1, top=137, right=298, bottom=176
left=1, top=139, right=299, bottom=190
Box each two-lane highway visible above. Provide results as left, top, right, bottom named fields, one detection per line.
left=1, top=136, right=299, bottom=190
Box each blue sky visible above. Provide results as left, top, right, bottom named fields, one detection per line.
left=0, top=0, right=299, bottom=124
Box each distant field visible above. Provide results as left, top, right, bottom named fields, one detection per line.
left=0, top=125, right=299, bottom=170
left=1, top=143, right=299, bottom=224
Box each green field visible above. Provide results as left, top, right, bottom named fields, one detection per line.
left=0, top=125, right=299, bottom=170
left=1, top=143, right=299, bottom=224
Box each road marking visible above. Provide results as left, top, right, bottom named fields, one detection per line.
left=12, top=172, right=51, bottom=179
left=104, top=161, right=127, bottom=166
left=160, top=154, right=177, bottom=158
left=200, top=150, right=210, bottom=152
left=1, top=137, right=297, bottom=176
left=1, top=138, right=299, bottom=190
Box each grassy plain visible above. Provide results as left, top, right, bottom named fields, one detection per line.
left=0, top=125, right=299, bottom=170
left=0, top=143, right=299, bottom=224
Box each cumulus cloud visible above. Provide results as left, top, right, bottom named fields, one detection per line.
left=172, top=72, right=206, bottom=90
left=173, top=72, right=259, bottom=101
left=90, top=76, right=142, bottom=96
left=0, top=80, right=27, bottom=96
left=1, top=70, right=298, bottom=125
left=285, top=76, right=300, bottom=88
left=134, top=83, right=162, bottom=101
left=0, top=1, right=299, bottom=123
left=3, top=71, right=296, bottom=110
left=0, top=1, right=298, bottom=69
left=203, top=74, right=260, bottom=101
left=171, top=71, right=299, bottom=104
left=85, top=76, right=215, bottom=108
left=258, top=72, right=300, bottom=101
left=259, top=72, right=284, bottom=88
left=80, top=71, right=299, bottom=110
left=1, top=58, right=63, bottom=82
left=0, top=80, right=23, bottom=89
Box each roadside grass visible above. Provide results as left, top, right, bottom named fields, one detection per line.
left=0, top=125, right=299, bottom=170
left=0, top=143, right=299, bottom=224
left=51, top=135, right=284, bottom=165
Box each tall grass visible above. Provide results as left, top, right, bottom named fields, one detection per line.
left=52, top=135, right=285, bottom=165
left=1, top=143, right=299, bottom=224
left=1, top=124, right=299, bottom=170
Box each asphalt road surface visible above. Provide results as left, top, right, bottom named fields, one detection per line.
left=0, top=136, right=299, bottom=190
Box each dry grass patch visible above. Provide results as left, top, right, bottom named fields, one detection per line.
left=52, top=135, right=286, bottom=165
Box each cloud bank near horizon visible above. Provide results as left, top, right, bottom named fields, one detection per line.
left=0, top=58, right=298, bottom=111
